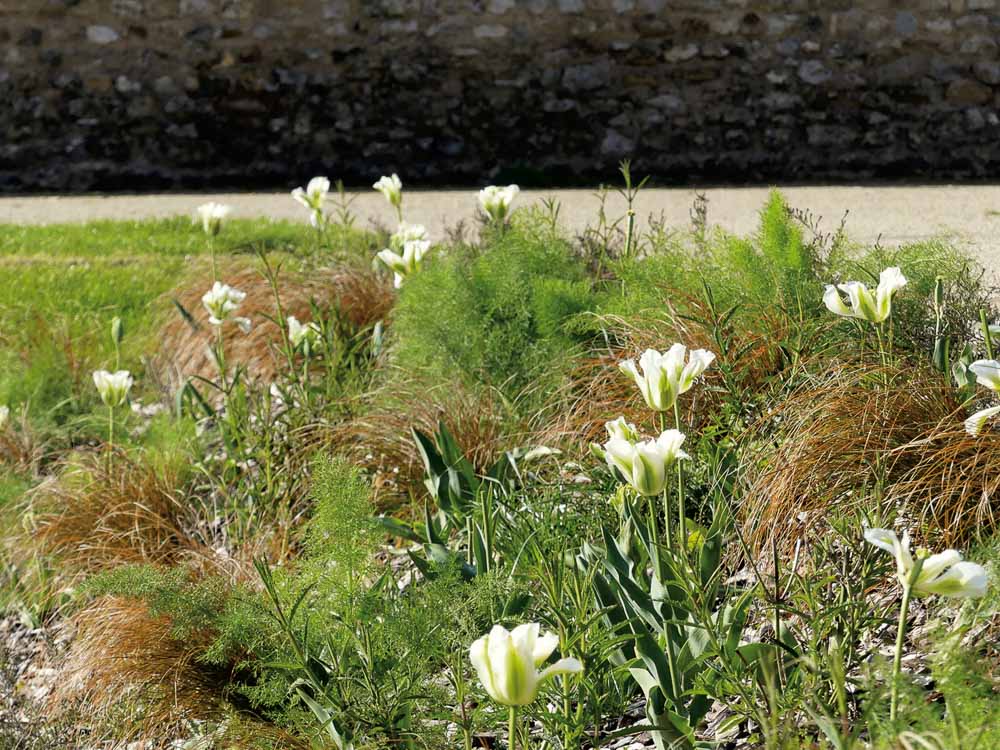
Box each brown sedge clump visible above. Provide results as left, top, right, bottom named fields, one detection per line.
left=740, top=358, right=967, bottom=551
left=13, top=449, right=296, bottom=597
left=148, top=261, right=393, bottom=396
left=52, top=596, right=306, bottom=749
left=328, top=374, right=535, bottom=508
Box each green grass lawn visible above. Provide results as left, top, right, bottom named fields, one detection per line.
left=0, top=218, right=317, bottom=428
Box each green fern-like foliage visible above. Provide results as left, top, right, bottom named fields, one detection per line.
left=391, top=209, right=596, bottom=401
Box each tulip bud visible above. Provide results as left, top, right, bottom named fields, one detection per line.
left=111, top=316, right=124, bottom=347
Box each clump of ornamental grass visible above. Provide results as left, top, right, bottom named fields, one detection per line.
left=740, top=358, right=963, bottom=551
left=149, top=262, right=392, bottom=395
left=49, top=594, right=303, bottom=749
left=888, top=421, right=1000, bottom=547
left=329, top=374, right=535, bottom=507
left=9, top=449, right=285, bottom=601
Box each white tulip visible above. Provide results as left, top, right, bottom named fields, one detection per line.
left=390, top=222, right=428, bottom=250
left=377, top=239, right=431, bottom=288
left=590, top=417, right=639, bottom=464
left=969, top=359, right=1000, bottom=391
left=291, top=177, right=330, bottom=227
left=479, top=184, right=520, bottom=222
left=93, top=369, right=134, bottom=407
left=965, top=404, right=1000, bottom=436
left=470, top=623, right=582, bottom=707
left=605, top=416, right=640, bottom=444
left=288, top=315, right=321, bottom=349
left=373, top=174, right=403, bottom=210
left=823, top=267, right=907, bottom=324
left=0, top=405, right=9, bottom=429
left=864, top=528, right=987, bottom=598
left=603, top=429, right=689, bottom=496
left=196, top=202, right=232, bottom=237
left=619, top=345, right=715, bottom=412
left=202, top=281, right=247, bottom=325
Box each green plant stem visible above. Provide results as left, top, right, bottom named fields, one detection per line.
left=981, top=308, right=994, bottom=360
left=890, top=583, right=912, bottom=724
left=673, top=401, right=686, bottom=545
left=658, top=411, right=673, bottom=552
left=210, top=236, right=218, bottom=281
left=890, top=558, right=923, bottom=725
left=508, top=705, right=517, bottom=750
left=107, top=405, right=114, bottom=471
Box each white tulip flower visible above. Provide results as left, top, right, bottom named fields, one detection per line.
left=590, top=416, right=639, bottom=463
left=823, top=267, right=907, bottom=324
left=619, top=345, right=715, bottom=412
left=969, top=359, right=1000, bottom=391
left=390, top=222, right=428, bottom=250
left=287, top=316, right=321, bottom=350
left=470, top=623, right=582, bottom=707
left=202, top=281, right=247, bottom=325
left=373, top=174, right=403, bottom=211
left=0, top=405, right=9, bottom=429
left=196, top=202, right=232, bottom=237
left=479, top=184, right=520, bottom=222
left=292, top=177, right=330, bottom=227
left=605, top=416, right=640, bottom=444
left=864, top=528, right=987, bottom=598
left=93, top=369, right=134, bottom=407
left=965, top=405, right=1000, bottom=436
left=377, top=239, right=431, bottom=288
left=603, top=429, right=689, bottom=496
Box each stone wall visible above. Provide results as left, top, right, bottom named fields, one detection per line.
left=2, top=0, right=1000, bottom=192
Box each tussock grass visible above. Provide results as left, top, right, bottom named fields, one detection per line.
left=741, top=359, right=966, bottom=550
left=150, top=261, right=392, bottom=394
left=330, top=375, right=535, bottom=507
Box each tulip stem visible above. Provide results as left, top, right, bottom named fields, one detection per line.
left=981, top=308, right=994, bottom=360
left=209, top=237, right=218, bottom=282
left=107, top=405, right=114, bottom=471
left=673, top=402, right=686, bottom=546
left=658, top=412, right=673, bottom=552
left=890, top=558, right=923, bottom=725
left=508, top=706, right=517, bottom=750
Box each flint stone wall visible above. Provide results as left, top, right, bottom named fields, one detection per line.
left=2, top=0, right=1000, bottom=191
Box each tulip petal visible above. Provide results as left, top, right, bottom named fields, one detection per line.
left=875, top=266, right=907, bottom=320
left=917, top=561, right=988, bottom=598
left=823, top=284, right=854, bottom=317
left=470, top=635, right=499, bottom=703
left=917, top=549, right=961, bottom=582
left=533, top=632, right=560, bottom=666
left=965, top=405, right=1000, bottom=436
left=538, top=657, right=584, bottom=684
left=970, top=360, right=1000, bottom=392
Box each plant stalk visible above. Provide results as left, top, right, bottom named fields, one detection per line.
left=508, top=705, right=517, bottom=750
left=890, top=558, right=923, bottom=724
left=673, top=401, right=686, bottom=545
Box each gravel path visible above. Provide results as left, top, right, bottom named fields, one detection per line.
left=3, top=185, right=1000, bottom=270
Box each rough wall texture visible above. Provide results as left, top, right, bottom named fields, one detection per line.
left=2, top=0, right=1000, bottom=192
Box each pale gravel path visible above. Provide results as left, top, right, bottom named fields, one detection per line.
left=3, top=185, right=1000, bottom=271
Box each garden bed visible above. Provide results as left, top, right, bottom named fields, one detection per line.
left=0, top=179, right=997, bottom=749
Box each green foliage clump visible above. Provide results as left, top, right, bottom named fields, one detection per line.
left=608, top=189, right=821, bottom=325
left=391, top=210, right=596, bottom=399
